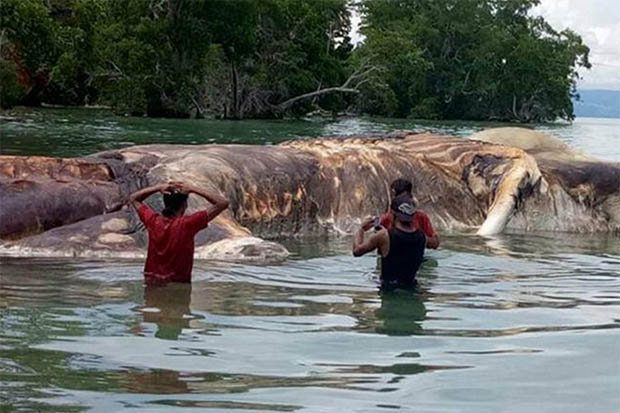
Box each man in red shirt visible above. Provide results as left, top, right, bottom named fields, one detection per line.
left=379, top=178, right=440, bottom=249
left=129, top=181, right=229, bottom=284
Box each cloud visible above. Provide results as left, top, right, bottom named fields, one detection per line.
left=532, top=0, right=620, bottom=90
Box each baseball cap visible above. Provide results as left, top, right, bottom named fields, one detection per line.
left=390, top=194, right=416, bottom=222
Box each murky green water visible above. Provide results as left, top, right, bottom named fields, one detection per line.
left=1, top=109, right=619, bottom=412
left=2, top=107, right=620, bottom=161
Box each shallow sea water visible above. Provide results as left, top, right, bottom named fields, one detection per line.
left=1, top=233, right=619, bottom=412
left=1, top=110, right=619, bottom=412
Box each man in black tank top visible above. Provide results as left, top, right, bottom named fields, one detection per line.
left=353, top=194, right=426, bottom=291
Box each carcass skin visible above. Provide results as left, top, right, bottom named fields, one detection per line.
left=0, top=129, right=617, bottom=262
left=470, top=127, right=620, bottom=233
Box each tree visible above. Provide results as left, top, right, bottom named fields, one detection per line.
left=1, top=0, right=359, bottom=118
left=0, top=0, right=57, bottom=106
left=200, top=0, right=355, bottom=119
left=356, top=0, right=591, bottom=121
left=4, top=0, right=587, bottom=122
left=94, top=0, right=215, bottom=117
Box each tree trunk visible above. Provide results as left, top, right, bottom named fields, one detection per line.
left=21, top=68, right=50, bottom=107
left=230, top=63, right=241, bottom=119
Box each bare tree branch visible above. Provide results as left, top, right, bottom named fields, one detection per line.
left=107, top=61, right=127, bottom=79
left=275, top=64, right=379, bottom=111
left=276, top=87, right=360, bottom=110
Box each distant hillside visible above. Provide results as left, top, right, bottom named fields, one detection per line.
left=573, top=89, right=620, bottom=118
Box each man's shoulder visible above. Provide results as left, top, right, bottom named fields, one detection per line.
left=379, top=211, right=392, bottom=227
left=178, top=210, right=210, bottom=234
left=413, top=209, right=438, bottom=238
left=375, top=227, right=390, bottom=241
left=137, top=203, right=160, bottom=222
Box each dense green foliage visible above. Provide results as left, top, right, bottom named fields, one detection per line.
left=0, top=0, right=590, bottom=121
left=1, top=0, right=351, bottom=118
left=356, top=0, right=591, bottom=121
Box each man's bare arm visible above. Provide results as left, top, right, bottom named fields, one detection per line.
left=182, top=184, right=230, bottom=219
left=418, top=212, right=440, bottom=249
left=353, top=217, right=383, bottom=257
left=128, top=184, right=168, bottom=210
left=426, top=234, right=440, bottom=249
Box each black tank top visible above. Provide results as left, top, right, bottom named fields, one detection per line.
left=380, top=228, right=426, bottom=289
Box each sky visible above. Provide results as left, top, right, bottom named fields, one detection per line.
left=533, top=0, right=620, bottom=91
left=349, top=0, right=620, bottom=91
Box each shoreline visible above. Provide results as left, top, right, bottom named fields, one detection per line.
left=2, top=105, right=602, bottom=124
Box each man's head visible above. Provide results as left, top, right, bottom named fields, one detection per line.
left=390, top=178, right=413, bottom=197
left=390, top=193, right=416, bottom=224
left=162, top=191, right=188, bottom=217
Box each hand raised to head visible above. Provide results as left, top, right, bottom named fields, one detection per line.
left=163, top=181, right=188, bottom=194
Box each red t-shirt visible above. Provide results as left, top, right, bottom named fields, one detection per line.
left=137, top=204, right=210, bottom=284
left=379, top=210, right=437, bottom=238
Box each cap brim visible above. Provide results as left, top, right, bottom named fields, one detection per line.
left=394, top=212, right=413, bottom=222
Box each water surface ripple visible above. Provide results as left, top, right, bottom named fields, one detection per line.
left=1, top=234, right=619, bottom=412
left=1, top=111, right=619, bottom=411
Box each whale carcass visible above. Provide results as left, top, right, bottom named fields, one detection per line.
left=0, top=129, right=618, bottom=261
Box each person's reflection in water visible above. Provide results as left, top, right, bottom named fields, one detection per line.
left=142, top=283, right=192, bottom=340
left=123, top=284, right=193, bottom=394
left=375, top=289, right=427, bottom=336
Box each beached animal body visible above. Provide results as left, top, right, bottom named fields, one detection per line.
left=0, top=128, right=618, bottom=261
left=470, top=127, right=620, bottom=233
